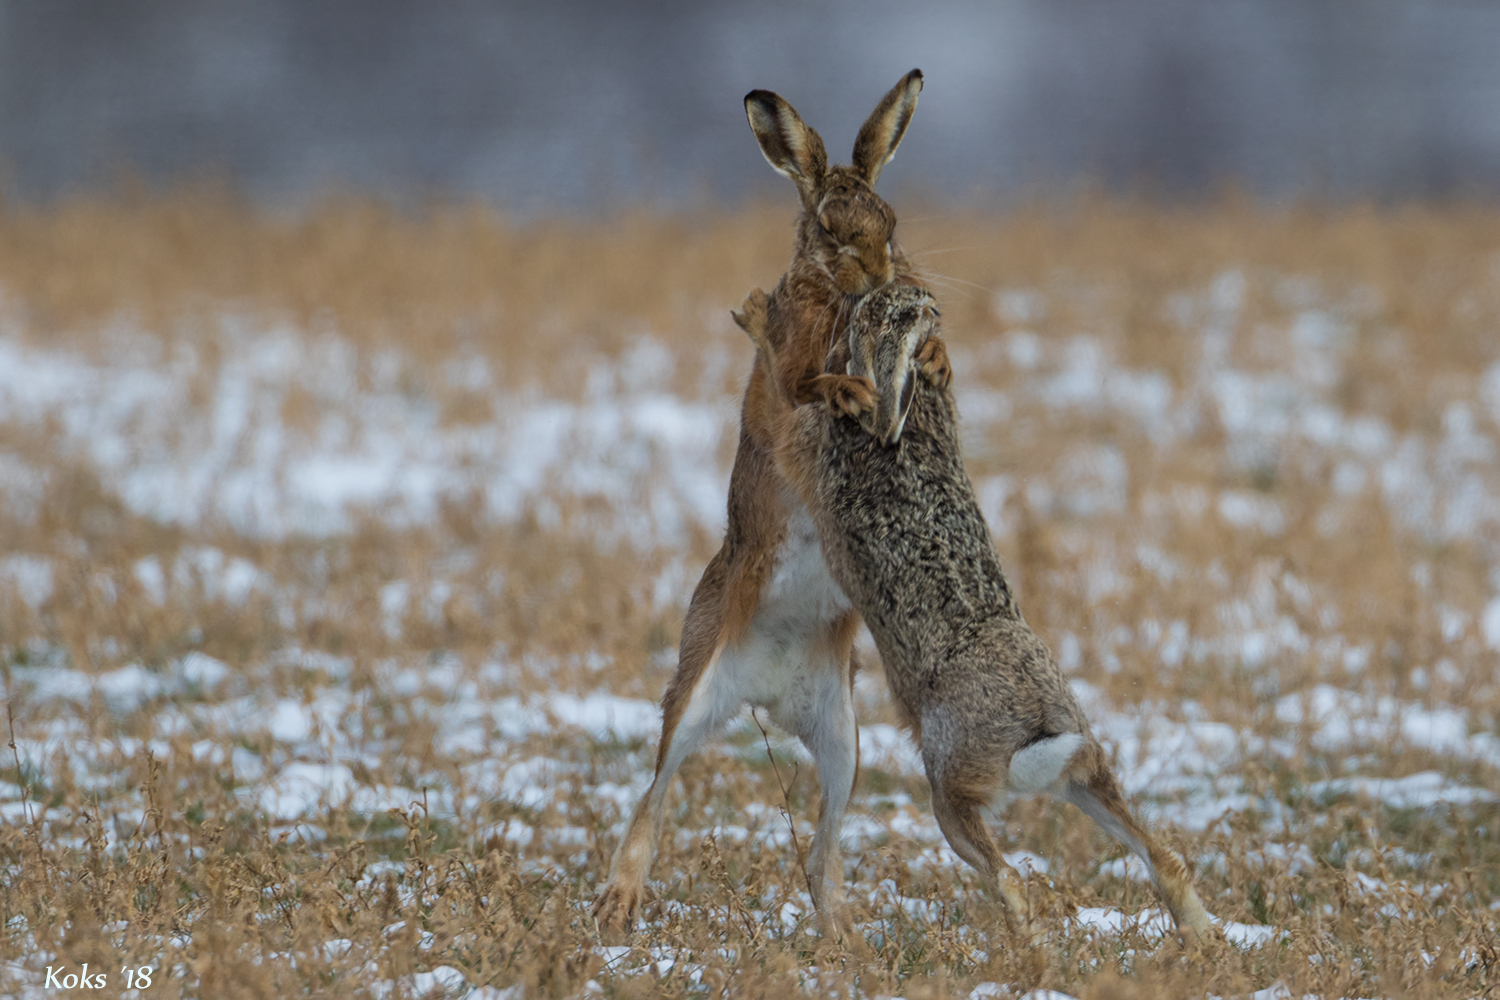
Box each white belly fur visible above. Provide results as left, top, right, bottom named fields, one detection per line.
left=708, top=504, right=853, bottom=736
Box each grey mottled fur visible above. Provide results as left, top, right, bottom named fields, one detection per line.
left=742, top=281, right=1215, bottom=938
left=805, top=287, right=1090, bottom=772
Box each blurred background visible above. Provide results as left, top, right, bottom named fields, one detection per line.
left=6, top=0, right=1500, bottom=208
left=8, top=4, right=1500, bottom=996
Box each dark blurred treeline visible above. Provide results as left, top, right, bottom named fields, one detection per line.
left=4, top=0, right=1499, bottom=209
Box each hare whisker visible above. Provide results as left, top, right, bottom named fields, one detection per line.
left=904, top=246, right=981, bottom=258
left=912, top=267, right=996, bottom=296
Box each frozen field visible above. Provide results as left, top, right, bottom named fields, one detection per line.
left=2, top=198, right=1500, bottom=997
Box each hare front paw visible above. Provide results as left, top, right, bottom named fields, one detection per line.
left=732, top=288, right=771, bottom=343
left=813, top=374, right=878, bottom=419
left=915, top=336, right=952, bottom=389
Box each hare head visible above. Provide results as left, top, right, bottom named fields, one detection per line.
left=847, top=282, right=938, bottom=445
left=745, top=70, right=923, bottom=297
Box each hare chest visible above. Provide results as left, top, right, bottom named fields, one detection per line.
left=716, top=504, right=853, bottom=734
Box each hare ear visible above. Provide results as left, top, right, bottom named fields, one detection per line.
left=853, top=69, right=923, bottom=187
left=889, top=367, right=917, bottom=444
left=745, top=89, right=827, bottom=203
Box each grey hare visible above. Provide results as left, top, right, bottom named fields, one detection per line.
left=733, top=282, right=1215, bottom=941
left=595, top=70, right=949, bottom=937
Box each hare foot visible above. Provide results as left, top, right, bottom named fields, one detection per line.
left=592, top=880, right=643, bottom=940
left=915, top=336, right=952, bottom=389
left=811, top=373, right=878, bottom=419
left=732, top=288, right=772, bottom=345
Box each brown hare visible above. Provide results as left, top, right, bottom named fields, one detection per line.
left=733, top=282, right=1215, bottom=942
left=593, top=70, right=950, bottom=936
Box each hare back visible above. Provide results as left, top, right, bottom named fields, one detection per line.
left=799, top=377, right=1089, bottom=747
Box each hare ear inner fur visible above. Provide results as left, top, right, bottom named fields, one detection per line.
left=852, top=68, right=923, bottom=187
left=744, top=89, right=828, bottom=204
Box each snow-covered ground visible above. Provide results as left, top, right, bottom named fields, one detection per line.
left=3, top=265, right=1500, bottom=998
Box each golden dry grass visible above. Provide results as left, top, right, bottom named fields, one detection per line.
left=2, top=190, right=1500, bottom=998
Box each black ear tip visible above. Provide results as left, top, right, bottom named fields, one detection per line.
left=909, top=69, right=923, bottom=81
left=745, top=89, right=777, bottom=107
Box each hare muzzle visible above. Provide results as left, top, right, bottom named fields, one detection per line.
left=818, top=188, right=896, bottom=296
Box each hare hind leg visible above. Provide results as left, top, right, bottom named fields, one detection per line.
left=783, top=616, right=861, bottom=937
left=595, top=588, right=854, bottom=934
left=594, top=637, right=741, bottom=934
left=928, top=771, right=1037, bottom=947
left=1063, top=767, right=1214, bottom=937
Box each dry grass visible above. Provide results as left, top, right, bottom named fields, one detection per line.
left=3, top=190, right=1500, bottom=998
